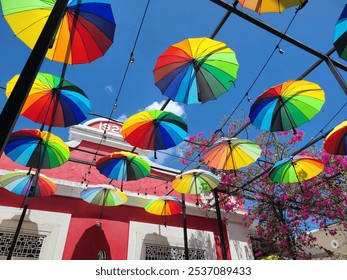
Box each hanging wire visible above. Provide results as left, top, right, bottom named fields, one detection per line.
left=79, top=0, right=151, bottom=186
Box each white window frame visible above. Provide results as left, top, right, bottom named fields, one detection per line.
left=0, top=206, right=71, bottom=260
left=127, top=221, right=216, bottom=260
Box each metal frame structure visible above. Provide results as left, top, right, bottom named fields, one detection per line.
left=0, top=0, right=346, bottom=261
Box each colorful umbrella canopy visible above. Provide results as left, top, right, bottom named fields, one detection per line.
left=6, top=72, right=91, bottom=127
left=121, top=110, right=188, bottom=152
left=268, top=155, right=324, bottom=183
left=96, top=151, right=151, bottom=182
left=237, top=0, right=306, bottom=14
left=202, top=137, right=262, bottom=170
left=249, top=80, right=325, bottom=132
left=172, top=169, right=220, bottom=194
left=334, top=4, right=347, bottom=61
left=153, top=37, right=239, bottom=104
left=1, top=0, right=115, bottom=64
left=323, top=121, right=347, bottom=155
left=0, top=171, right=56, bottom=197
left=80, top=184, right=128, bottom=206
left=4, top=129, right=70, bottom=169
left=145, top=196, right=182, bottom=216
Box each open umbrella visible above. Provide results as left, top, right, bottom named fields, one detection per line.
left=153, top=37, right=239, bottom=104
left=1, top=0, right=115, bottom=64
left=0, top=169, right=57, bottom=260
left=80, top=184, right=128, bottom=226
left=4, top=129, right=70, bottom=169
left=80, top=184, right=128, bottom=206
left=268, top=155, right=324, bottom=183
left=249, top=80, right=325, bottom=132
left=121, top=110, right=188, bottom=158
left=237, top=0, right=306, bottom=14
left=172, top=169, right=220, bottom=194
left=202, top=137, right=262, bottom=170
left=6, top=72, right=91, bottom=127
left=145, top=196, right=182, bottom=227
left=0, top=171, right=56, bottom=197
left=323, top=121, right=347, bottom=155
left=334, top=4, right=347, bottom=61
left=145, top=196, right=182, bottom=216
left=96, top=151, right=150, bottom=190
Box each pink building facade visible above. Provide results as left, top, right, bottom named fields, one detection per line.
left=0, top=118, right=253, bottom=260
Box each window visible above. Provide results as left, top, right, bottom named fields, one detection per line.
left=127, top=221, right=216, bottom=260
left=0, top=206, right=71, bottom=260
left=145, top=243, right=205, bottom=260
left=0, top=231, right=45, bottom=259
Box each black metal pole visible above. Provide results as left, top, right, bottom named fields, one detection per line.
left=210, top=0, right=347, bottom=72
left=297, top=47, right=336, bottom=80
left=325, top=57, right=347, bottom=96
left=0, top=0, right=69, bottom=155
left=213, top=188, right=227, bottom=260
left=181, top=194, right=189, bottom=260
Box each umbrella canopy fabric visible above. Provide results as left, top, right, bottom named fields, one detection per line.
left=237, top=0, right=305, bottom=14
left=202, top=137, right=262, bottom=170
left=323, top=121, right=347, bottom=155
left=80, top=184, right=128, bottom=206
left=172, top=169, right=220, bottom=194
left=334, top=4, right=347, bottom=61
left=6, top=72, right=91, bottom=127
left=96, top=151, right=150, bottom=181
left=0, top=171, right=56, bottom=197
left=1, top=0, right=115, bottom=64
left=145, top=196, right=182, bottom=216
left=121, top=110, right=188, bottom=151
left=4, top=129, right=70, bottom=169
left=268, top=155, right=324, bottom=183
left=249, top=80, right=325, bottom=132
left=153, top=37, right=239, bottom=104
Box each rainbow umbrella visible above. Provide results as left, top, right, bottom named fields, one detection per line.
left=0, top=171, right=56, bottom=197
left=121, top=110, right=188, bottom=158
left=323, top=121, right=347, bottom=155
left=202, top=137, right=262, bottom=170
left=1, top=0, right=115, bottom=64
left=96, top=151, right=150, bottom=190
left=153, top=37, right=239, bottom=104
left=172, top=169, right=220, bottom=194
left=4, top=129, right=70, bottom=169
left=249, top=80, right=325, bottom=132
left=268, top=155, right=324, bottom=183
left=145, top=196, right=182, bottom=216
left=334, top=4, right=347, bottom=61
left=80, top=184, right=128, bottom=206
left=237, top=0, right=306, bottom=14
left=145, top=196, right=182, bottom=227
left=6, top=72, right=91, bottom=127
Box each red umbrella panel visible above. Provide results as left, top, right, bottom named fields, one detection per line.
left=323, top=121, right=347, bottom=155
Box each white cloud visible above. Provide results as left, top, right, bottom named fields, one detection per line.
left=116, top=114, right=128, bottom=122
left=144, top=100, right=186, bottom=118
left=105, top=85, right=114, bottom=94
left=148, top=146, right=178, bottom=165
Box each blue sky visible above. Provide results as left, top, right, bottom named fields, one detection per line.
left=0, top=0, right=346, bottom=171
